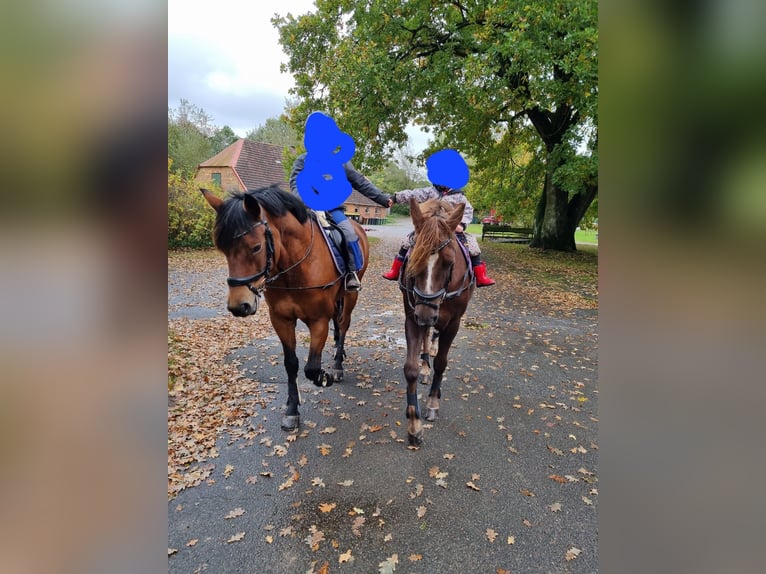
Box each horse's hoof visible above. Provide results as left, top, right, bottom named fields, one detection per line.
left=281, top=415, right=300, bottom=431
left=312, top=372, right=333, bottom=388
left=408, top=431, right=423, bottom=447
left=425, top=408, right=439, bottom=422
left=329, top=368, right=343, bottom=382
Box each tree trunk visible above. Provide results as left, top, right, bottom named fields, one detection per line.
left=530, top=160, right=577, bottom=252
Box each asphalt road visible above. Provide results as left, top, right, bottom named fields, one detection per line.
left=168, top=228, right=598, bottom=574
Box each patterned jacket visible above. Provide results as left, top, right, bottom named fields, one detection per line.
left=289, top=153, right=392, bottom=209
left=393, top=186, right=474, bottom=228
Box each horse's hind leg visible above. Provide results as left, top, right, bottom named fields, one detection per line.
left=305, top=319, right=332, bottom=387
left=330, top=293, right=357, bottom=382
left=425, top=323, right=456, bottom=422
left=330, top=315, right=344, bottom=381
left=420, top=329, right=439, bottom=386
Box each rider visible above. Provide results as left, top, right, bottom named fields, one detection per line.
left=382, top=183, right=496, bottom=287
left=290, top=153, right=393, bottom=291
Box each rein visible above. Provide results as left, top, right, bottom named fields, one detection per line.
left=399, top=235, right=474, bottom=312
left=225, top=214, right=343, bottom=294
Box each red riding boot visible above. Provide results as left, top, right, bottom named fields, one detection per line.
left=473, top=262, right=496, bottom=287
left=382, top=256, right=404, bottom=280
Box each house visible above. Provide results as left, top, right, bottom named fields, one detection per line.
left=195, top=139, right=389, bottom=223
left=194, top=139, right=290, bottom=193
left=344, top=190, right=389, bottom=225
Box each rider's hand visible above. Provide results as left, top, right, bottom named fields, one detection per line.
left=455, top=223, right=465, bottom=233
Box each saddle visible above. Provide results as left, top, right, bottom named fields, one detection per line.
left=314, top=210, right=348, bottom=275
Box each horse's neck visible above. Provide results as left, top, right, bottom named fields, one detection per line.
left=268, top=214, right=315, bottom=273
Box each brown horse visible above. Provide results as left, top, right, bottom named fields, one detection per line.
left=202, top=185, right=369, bottom=431
left=399, top=198, right=475, bottom=446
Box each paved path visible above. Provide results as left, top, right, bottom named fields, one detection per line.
left=168, top=233, right=598, bottom=573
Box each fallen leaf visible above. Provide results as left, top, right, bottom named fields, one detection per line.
left=565, top=546, right=582, bottom=561
left=486, top=528, right=498, bottom=543
left=549, top=502, right=562, bottom=512
left=409, top=553, right=423, bottom=562
left=416, top=506, right=427, bottom=518
left=548, top=474, right=567, bottom=484
left=497, top=569, right=511, bottom=574
left=316, top=561, right=330, bottom=574
left=466, top=481, right=481, bottom=492
left=279, top=525, right=294, bottom=537
left=245, top=475, right=258, bottom=485
left=435, top=478, right=448, bottom=489
left=318, top=502, right=337, bottom=513
left=351, top=516, right=366, bottom=536
left=582, top=496, right=593, bottom=505
left=339, top=548, right=354, bottom=564
left=224, top=507, right=245, bottom=519
left=298, top=454, right=308, bottom=467
left=186, top=539, right=198, bottom=547
left=226, top=532, right=245, bottom=543
left=378, top=553, right=398, bottom=574
left=265, top=535, right=273, bottom=544
left=168, top=548, right=178, bottom=556
left=507, top=536, right=515, bottom=545
left=318, top=444, right=332, bottom=456
left=337, top=479, right=354, bottom=487
left=428, top=466, right=440, bottom=478
left=384, top=533, right=393, bottom=542
left=305, top=525, right=325, bottom=549
left=523, top=519, right=532, bottom=528
left=443, top=453, right=455, bottom=460
left=519, top=488, right=536, bottom=497
left=320, top=426, right=337, bottom=434
left=471, top=473, right=481, bottom=481
left=223, top=464, right=235, bottom=478
left=311, top=477, right=326, bottom=488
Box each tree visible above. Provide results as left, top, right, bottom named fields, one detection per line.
left=168, top=100, right=214, bottom=176
left=274, top=0, right=597, bottom=251
left=210, top=125, right=239, bottom=155
left=246, top=116, right=301, bottom=148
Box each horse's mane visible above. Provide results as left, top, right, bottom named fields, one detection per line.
left=407, top=199, right=454, bottom=276
left=214, top=184, right=311, bottom=251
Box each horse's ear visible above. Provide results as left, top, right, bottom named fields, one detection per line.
left=410, top=197, right=424, bottom=229
left=200, top=188, right=223, bottom=212
left=243, top=192, right=261, bottom=219
left=447, top=202, right=465, bottom=231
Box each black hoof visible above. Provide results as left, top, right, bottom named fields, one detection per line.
left=281, top=415, right=300, bottom=431
left=408, top=432, right=423, bottom=447
left=425, top=408, right=439, bottom=422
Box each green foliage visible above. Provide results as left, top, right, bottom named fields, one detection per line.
left=168, top=159, right=216, bottom=249
left=246, top=116, right=301, bottom=147
left=274, top=0, right=598, bottom=250
left=168, top=100, right=216, bottom=177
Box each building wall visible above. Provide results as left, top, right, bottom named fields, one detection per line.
left=194, top=167, right=244, bottom=193
left=344, top=203, right=389, bottom=224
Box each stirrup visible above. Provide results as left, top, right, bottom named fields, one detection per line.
left=344, top=272, right=361, bottom=291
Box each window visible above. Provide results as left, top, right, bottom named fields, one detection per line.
left=212, top=172, right=222, bottom=186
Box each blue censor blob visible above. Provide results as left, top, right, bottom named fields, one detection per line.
left=295, top=112, right=356, bottom=210
left=426, top=149, right=470, bottom=189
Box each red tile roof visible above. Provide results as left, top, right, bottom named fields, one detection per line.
left=199, top=139, right=289, bottom=192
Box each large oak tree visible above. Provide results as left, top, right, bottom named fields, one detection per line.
left=274, top=0, right=597, bottom=250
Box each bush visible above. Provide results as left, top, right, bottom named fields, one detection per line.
left=168, top=160, right=216, bottom=248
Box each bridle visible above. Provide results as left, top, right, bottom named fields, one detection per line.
left=400, top=235, right=473, bottom=313
left=225, top=214, right=339, bottom=295
left=225, top=219, right=275, bottom=296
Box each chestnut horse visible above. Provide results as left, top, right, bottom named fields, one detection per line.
left=202, top=185, right=369, bottom=431
left=399, top=198, right=475, bottom=446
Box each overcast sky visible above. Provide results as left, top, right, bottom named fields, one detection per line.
left=168, top=0, right=430, bottom=153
